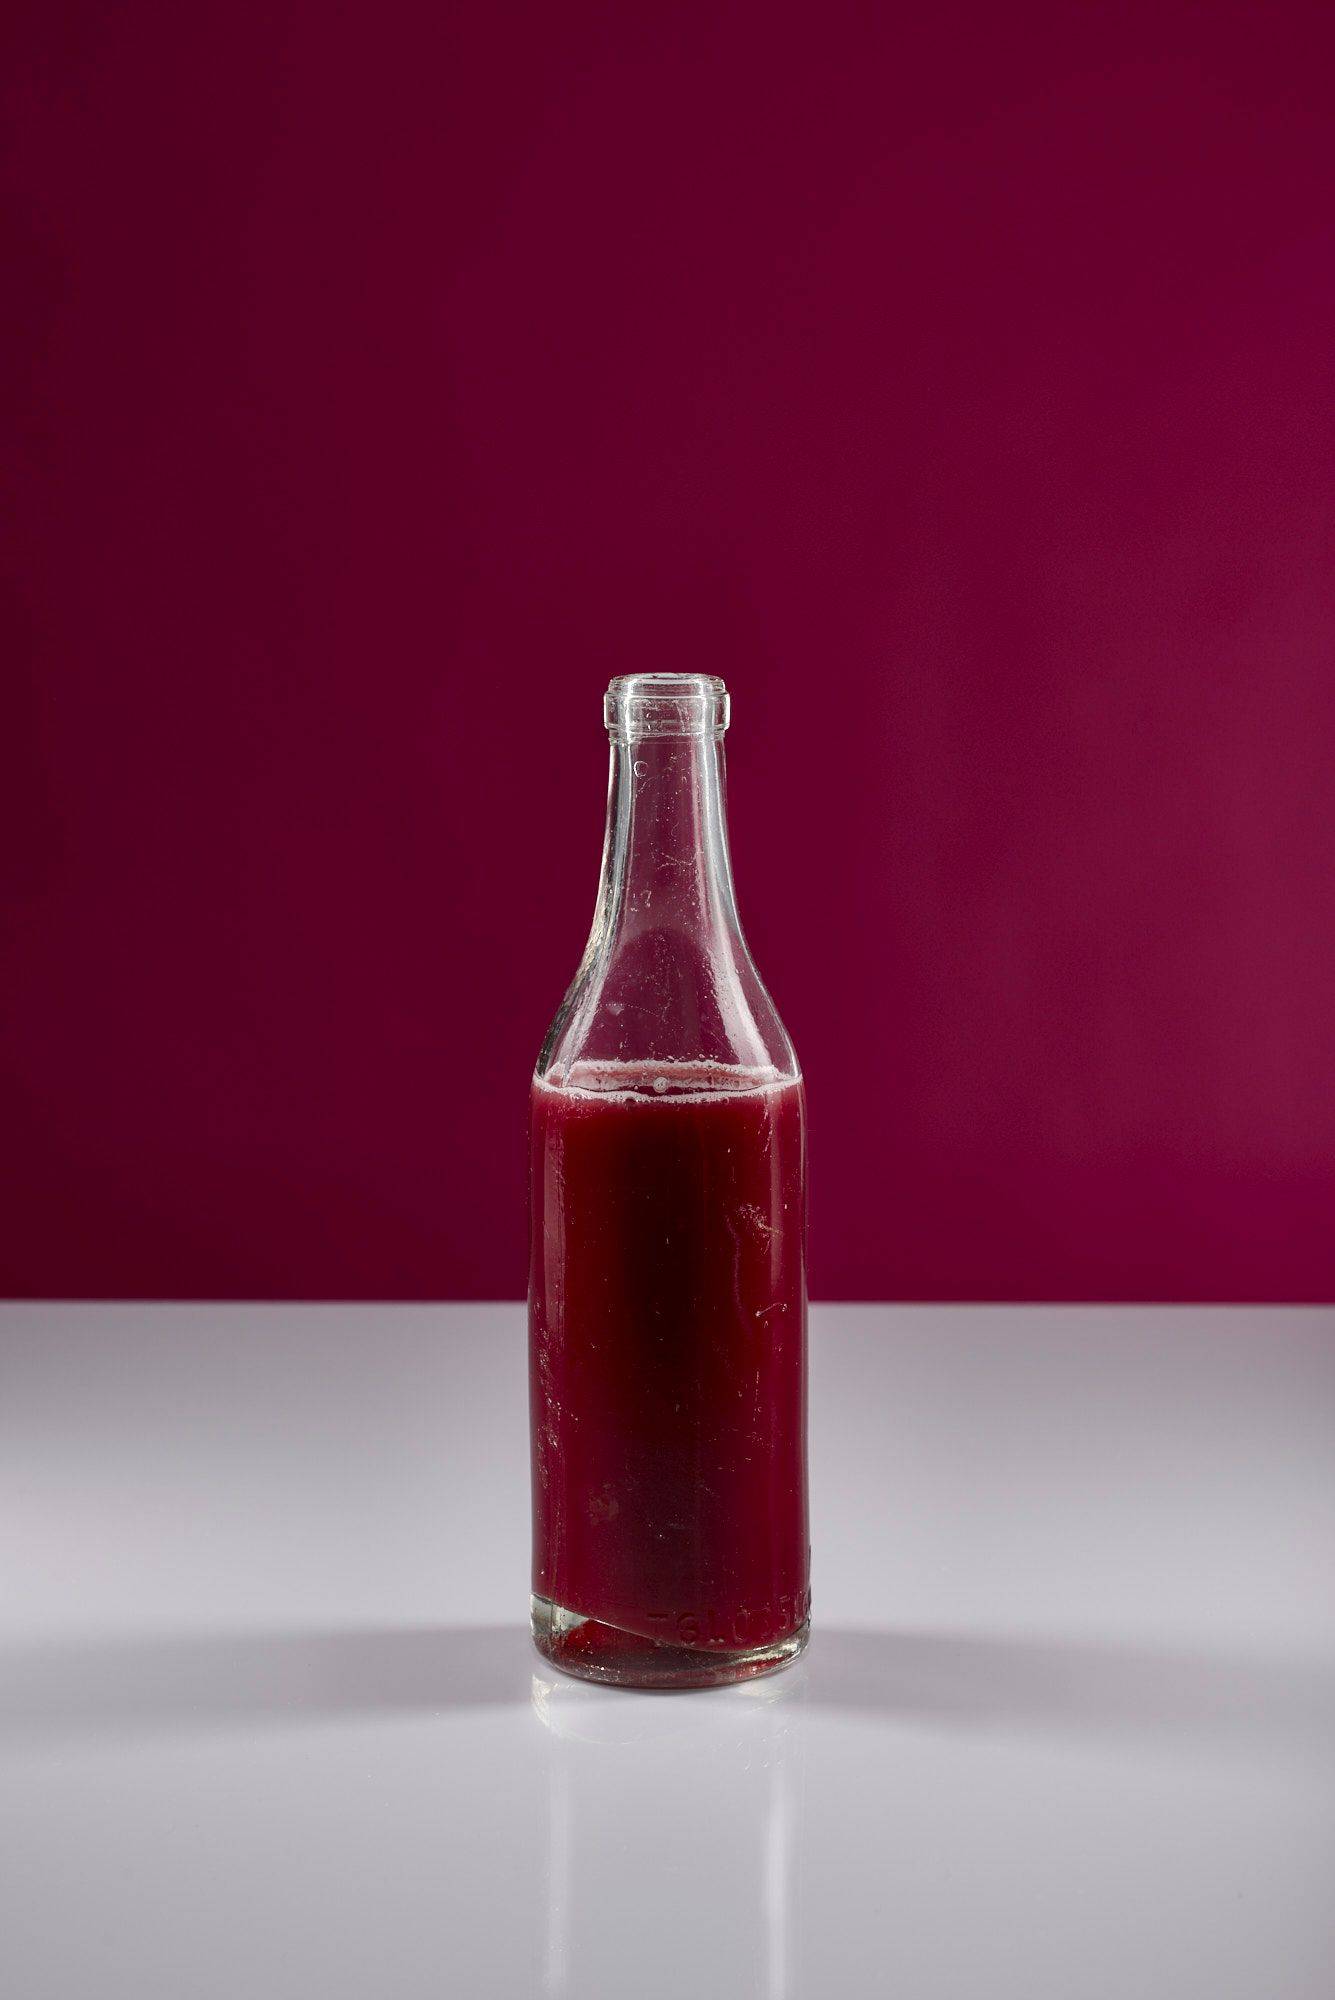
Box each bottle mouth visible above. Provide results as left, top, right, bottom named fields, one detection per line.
left=605, top=674, right=729, bottom=741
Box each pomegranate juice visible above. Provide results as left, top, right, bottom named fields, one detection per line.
left=529, top=1061, right=808, bottom=1659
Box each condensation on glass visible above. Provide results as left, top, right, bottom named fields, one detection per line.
left=528, top=674, right=809, bottom=1688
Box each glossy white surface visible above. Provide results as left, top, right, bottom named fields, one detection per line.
left=2, top=1303, right=1333, bottom=1997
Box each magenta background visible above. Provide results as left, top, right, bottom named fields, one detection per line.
left=3, top=2, right=1333, bottom=1301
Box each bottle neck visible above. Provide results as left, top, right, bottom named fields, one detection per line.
left=535, top=675, right=797, bottom=1084
left=596, top=732, right=741, bottom=952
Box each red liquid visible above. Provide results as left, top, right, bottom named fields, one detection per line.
left=529, top=1061, right=808, bottom=1657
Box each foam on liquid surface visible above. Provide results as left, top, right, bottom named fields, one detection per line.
left=534, top=1058, right=797, bottom=1105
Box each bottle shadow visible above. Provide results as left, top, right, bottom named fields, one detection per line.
left=2, top=1622, right=1330, bottom=1754
left=807, top=1626, right=1335, bottom=1754
left=0, top=1624, right=529, bottom=1743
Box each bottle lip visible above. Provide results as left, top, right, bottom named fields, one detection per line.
left=605, top=673, right=730, bottom=741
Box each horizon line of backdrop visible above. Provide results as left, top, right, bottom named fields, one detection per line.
left=3, top=0, right=1333, bottom=1302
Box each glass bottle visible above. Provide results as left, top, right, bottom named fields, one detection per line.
left=529, top=674, right=809, bottom=1688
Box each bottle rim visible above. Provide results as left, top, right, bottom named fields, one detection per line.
left=605, top=674, right=729, bottom=741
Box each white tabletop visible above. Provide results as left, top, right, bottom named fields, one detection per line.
left=2, top=1303, right=1333, bottom=1998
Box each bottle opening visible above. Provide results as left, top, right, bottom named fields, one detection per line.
left=605, top=673, right=729, bottom=741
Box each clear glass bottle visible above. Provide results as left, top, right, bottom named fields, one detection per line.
left=529, top=674, right=809, bottom=1688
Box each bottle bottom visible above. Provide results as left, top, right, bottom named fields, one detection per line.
left=530, top=1593, right=809, bottom=1690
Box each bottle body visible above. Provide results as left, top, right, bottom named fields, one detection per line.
left=529, top=678, right=808, bottom=1688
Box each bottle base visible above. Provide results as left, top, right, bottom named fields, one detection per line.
left=530, top=1593, right=809, bottom=1690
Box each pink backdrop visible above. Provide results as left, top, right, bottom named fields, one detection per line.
left=4, top=1, right=1332, bottom=1300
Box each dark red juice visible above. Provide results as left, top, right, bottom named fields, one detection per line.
left=529, top=1060, right=808, bottom=1658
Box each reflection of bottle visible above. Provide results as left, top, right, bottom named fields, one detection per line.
left=532, top=1669, right=805, bottom=1996
left=529, top=675, right=809, bottom=1688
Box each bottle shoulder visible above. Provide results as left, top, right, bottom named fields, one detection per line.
left=536, top=930, right=799, bottom=1086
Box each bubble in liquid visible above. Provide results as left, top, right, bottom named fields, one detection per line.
left=652, top=1075, right=669, bottom=1093
left=633, top=759, right=648, bottom=777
